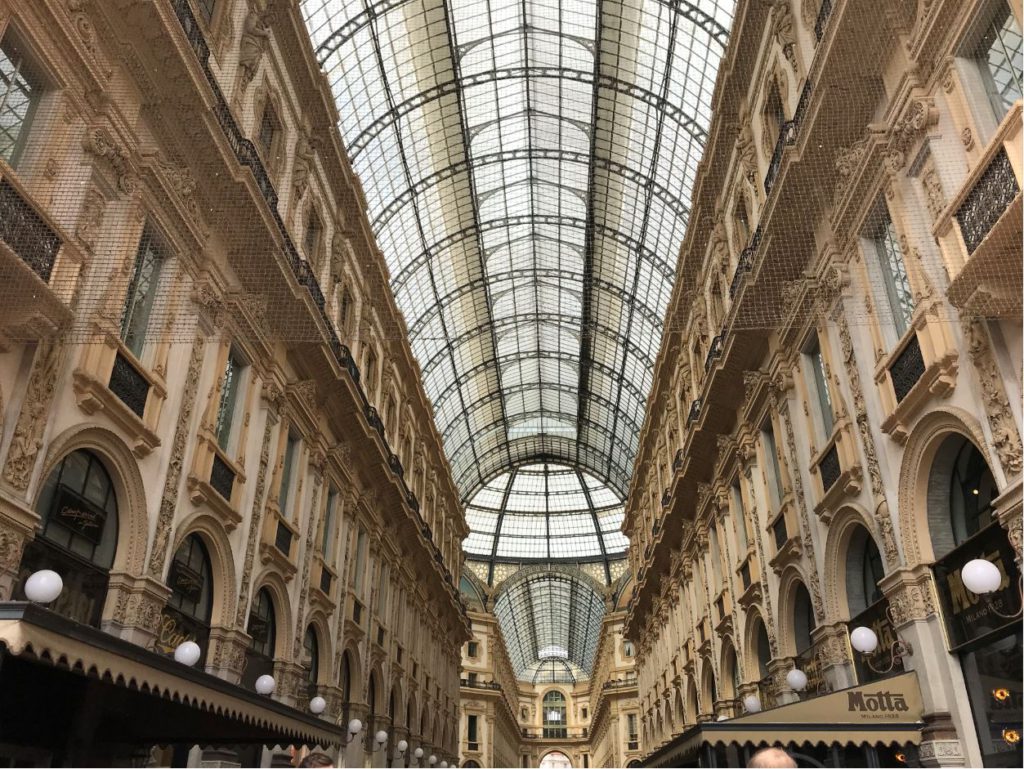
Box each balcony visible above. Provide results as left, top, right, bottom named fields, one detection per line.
left=937, top=103, right=1022, bottom=318
left=0, top=161, right=77, bottom=339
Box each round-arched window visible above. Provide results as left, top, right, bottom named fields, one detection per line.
left=845, top=526, right=885, bottom=617
left=542, top=691, right=567, bottom=738
left=243, top=588, right=276, bottom=689
left=928, top=436, right=998, bottom=558
left=754, top=618, right=772, bottom=679
left=792, top=582, right=815, bottom=655
left=18, top=450, right=120, bottom=627
left=158, top=534, right=213, bottom=660
left=303, top=626, right=319, bottom=698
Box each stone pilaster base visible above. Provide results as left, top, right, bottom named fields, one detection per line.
left=102, top=573, right=171, bottom=648
left=274, top=659, right=307, bottom=708
left=207, top=626, right=251, bottom=683
left=0, top=493, right=39, bottom=600
left=767, top=657, right=800, bottom=706
left=811, top=621, right=856, bottom=691
left=919, top=713, right=965, bottom=767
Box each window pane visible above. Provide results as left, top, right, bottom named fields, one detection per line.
left=0, top=36, right=41, bottom=166
left=979, top=4, right=1023, bottom=119
left=215, top=351, right=243, bottom=450
left=874, top=213, right=914, bottom=337
left=121, top=229, right=165, bottom=358
left=278, top=434, right=298, bottom=513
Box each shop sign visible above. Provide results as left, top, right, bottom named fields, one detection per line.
left=933, top=524, right=1021, bottom=651
left=153, top=607, right=208, bottom=657
left=53, top=488, right=106, bottom=544
left=168, top=558, right=204, bottom=603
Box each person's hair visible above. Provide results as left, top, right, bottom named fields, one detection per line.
left=298, top=752, right=334, bottom=768
left=748, top=747, right=797, bottom=768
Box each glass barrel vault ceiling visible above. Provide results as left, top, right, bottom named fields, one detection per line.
left=464, top=462, right=628, bottom=563
left=493, top=570, right=606, bottom=683
left=301, top=0, right=735, bottom=500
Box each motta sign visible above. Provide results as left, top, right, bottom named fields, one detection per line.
left=847, top=690, right=911, bottom=713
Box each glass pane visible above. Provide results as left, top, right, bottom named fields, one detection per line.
left=121, top=229, right=165, bottom=358
left=979, top=4, right=1024, bottom=119
left=874, top=213, right=914, bottom=337
left=0, top=37, right=41, bottom=166
left=215, top=351, right=242, bottom=450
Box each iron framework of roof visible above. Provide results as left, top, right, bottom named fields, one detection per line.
left=492, top=569, right=606, bottom=683
left=302, top=0, right=736, bottom=502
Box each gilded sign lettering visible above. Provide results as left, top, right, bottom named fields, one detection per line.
left=847, top=690, right=910, bottom=713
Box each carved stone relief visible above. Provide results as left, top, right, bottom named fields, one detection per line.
left=2, top=342, right=65, bottom=492
left=146, top=334, right=207, bottom=579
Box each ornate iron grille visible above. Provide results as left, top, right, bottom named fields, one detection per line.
left=661, top=490, right=671, bottom=507
left=889, top=334, right=926, bottom=403
left=274, top=519, right=293, bottom=556
left=352, top=600, right=362, bottom=624
left=818, top=443, right=841, bottom=492
left=814, top=0, right=834, bottom=42
left=956, top=148, right=1020, bottom=254
left=704, top=334, right=725, bottom=373
left=388, top=452, right=403, bottom=477
left=687, top=397, right=703, bottom=426
left=0, top=178, right=61, bottom=282
left=108, top=353, right=149, bottom=418
left=673, top=448, right=684, bottom=471
left=366, top=406, right=384, bottom=436
left=209, top=453, right=235, bottom=501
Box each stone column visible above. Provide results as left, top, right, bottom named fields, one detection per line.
left=103, top=573, right=170, bottom=648
left=388, top=726, right=410, bottom=768
left=207, top=626, right=251, bottom=683
left=880, top=566, right=977, bottom=767
left=0, top=497, right=39, bottom=600
left=342, top=703, right=369, bottom=769
left=766, top=658, right=800, bottom=706
left=811, top=622, right=857, bottom=692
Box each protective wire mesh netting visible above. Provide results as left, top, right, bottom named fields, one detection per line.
left=1, top=0, right=1021, bottom=500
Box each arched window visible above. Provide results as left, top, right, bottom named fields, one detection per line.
left=303, top=626, right=319, bottom=699
left=754, top=619, right=772, bottom=679
left=159, top=534, right=213, bottom=661
left=243, top=588, right=276, bottom=689
left=722, top=645, right=739, bottom=699
left=542, top=691, right=567, bottom=739
left=949, top=439, right=997, bottom=548
left=845, top=527, right=885, bottom=616
left=18, top=450, right=119, bottom=627
left=792, top=582, right=815, bottom=655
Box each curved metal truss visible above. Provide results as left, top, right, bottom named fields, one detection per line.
left=302, top=0, right=735, bottom=500
left=491, top=566, right=608, bottom=681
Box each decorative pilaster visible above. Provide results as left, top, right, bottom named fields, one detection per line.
left=2, top=341, right=65, bottom=493
left=207, top=625, right=250, bottom=683
left=104, top=572, right=171, bottom=648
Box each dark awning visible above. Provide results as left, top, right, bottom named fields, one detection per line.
left=644, top=672, right=926, bottom=767
left=0, top=603, right=342, bottom=749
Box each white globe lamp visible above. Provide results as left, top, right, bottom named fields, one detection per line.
left=785, top=668, right=808, bottom=692
left=254, top=674, right=276, bottom=695
left=850, top=626, right=879, bottom=655
left=375, top=730, right=388, bottom=747
left=309, top=696, right=327, bottom=714
left=962, top=559, right=1002, bottom=595
left=440, top=762, right=448, bottom=768
left=429, top=754, right=438, bottom=765
left=414, top=748, right=424, bottom=759
left=397, top=740, right=409, bottom=755
left=742, top=694, right=762, bottom=713
left=173, top=641, right=202, bottom=667
left=24, top=570, right=63, bottom=604
left=348, top=718, right=363, bottom=736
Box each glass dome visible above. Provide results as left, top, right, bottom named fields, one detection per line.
left=463, top=462, right=629, bottom=563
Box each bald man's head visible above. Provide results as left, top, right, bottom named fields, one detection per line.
left=747, top=747, right=798, bottom=768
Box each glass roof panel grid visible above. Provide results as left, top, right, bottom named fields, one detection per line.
left=302, top=0, right=736, bottom=500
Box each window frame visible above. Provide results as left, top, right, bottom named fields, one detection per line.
left=0, top=28, right=45, bottom=169
left=120, top=225, right=168, bottom=360
left=214, top=346, right=248, bottom=453
left=802, top=332, right=835, bottom=442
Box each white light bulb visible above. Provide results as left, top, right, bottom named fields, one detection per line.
left=786, top=668, right=808, bottom=692
left=309, top=696, right=327, bottom=714
left=850, top=626, right=879, bottom=654
left=349, top=718, right=363, bottom=735
left=429, top=754, right=438, bottom=765
left=375, top=730, right=388, bottom=745
left=414, top=748, right=424, bottom=759
left=173, top=641, right=202, bottom=667
left=742, top=694, right=762, bottom=713
left=397, top=740, right=409, bottom=753
left=24, top=570, right=63, bottom=603
left=254, top=674, right=276, bottom=695
left=440, top=762, right=448, bottom=768
left=962, top=558, right=1002, bottom=595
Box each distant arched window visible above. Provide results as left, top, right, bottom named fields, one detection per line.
left=542, top=691, right=567, bottom=739
left=303, top=626, right=319, bottom=698
left=18, top=450, right=119, bottom=627
left=845, top=526, right=885, bottom=616
left=244, top=588, right=276, bottom=689
left=792, top=582, right=815, bottom=655
left=927, top=436, right=998, bottom=555
left=161, top=534, right=213, bottom=661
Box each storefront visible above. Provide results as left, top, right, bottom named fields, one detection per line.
left=0, top=602, right=340, bottom=766
left=642, top=672, right=926, bottom=768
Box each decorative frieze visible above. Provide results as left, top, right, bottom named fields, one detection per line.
left=2, top=341, right=65, bottom=492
